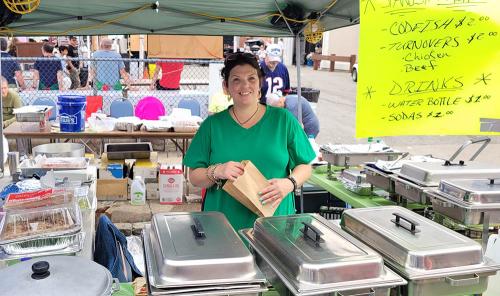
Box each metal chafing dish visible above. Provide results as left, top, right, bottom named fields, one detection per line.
left=320, top=143, right=403, bottom=167
left=142, top=212, right=267, bottom=295
left=427, top=178, right=500, bottom=249
left=364, top=153, right=410, bottom=194
left=427, top=178, right=500, bottom=225
left=392, top=160, right=500, bottom=204
left=240, top=214, right=407, bottom=296
left=338, top=169, right=372, bottom=196
left=341, top=206, right=500, bottom=296
left=391, top=137, right=496, bottom=205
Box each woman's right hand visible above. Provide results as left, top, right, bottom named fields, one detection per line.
left=214, top=161, right=245, bottom=181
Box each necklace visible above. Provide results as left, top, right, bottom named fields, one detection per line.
left=232, top=104, right=260, bottom=126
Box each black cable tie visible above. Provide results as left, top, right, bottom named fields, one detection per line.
left=77, top=16, right=83, bottom=20
left=220, top=18, right=225, bottom=22
left=151, top=2, right=158, bottom=10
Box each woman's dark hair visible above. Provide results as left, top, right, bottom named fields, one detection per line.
left=221, top=52, right=264, bottom=86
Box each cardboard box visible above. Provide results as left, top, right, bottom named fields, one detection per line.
left=96, top=179, right=128, bottom=201
left=146, top=183, right=159, bottom=200
left=133, top=159, right=158, bottom=180
left=99, top=163, right=125, bottom=179
left=159, top=164, right=183, bottom=204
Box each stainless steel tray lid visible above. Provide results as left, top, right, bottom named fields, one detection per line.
left=149, top=212, right=260, bottom=286
left=398, top=161, right=500, bottom=186
left=252, top=214, right=385, bottom=285
left=438, top=179, right=500, bottom=204
left=341, top=206, right=488, bottom=276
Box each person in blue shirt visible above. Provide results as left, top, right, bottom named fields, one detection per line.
left=86, top=38, right=131, bottom=90
left=259, top=44, right=290, bottom=104
left=32, top=42, right=63, bottom=90
left=266, top=94, right=320, bottom=138
left=0, top=38, right=25, bottom=89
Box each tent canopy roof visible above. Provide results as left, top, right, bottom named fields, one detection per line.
left=3, top=0, right=359, bottom=37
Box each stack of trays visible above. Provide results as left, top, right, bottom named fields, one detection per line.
left=241, top=214, right=407, bottom=296
left=142, top=212, right=267, bottom=295
left=0, top=190, right=83, bottom=259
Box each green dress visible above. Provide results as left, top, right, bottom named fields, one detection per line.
left=183, top=105, right=315, bottom=231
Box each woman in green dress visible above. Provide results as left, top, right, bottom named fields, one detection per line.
left=183, top=52, right=315, bottom=231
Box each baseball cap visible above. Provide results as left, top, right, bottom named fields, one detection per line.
left=266, top=44, right=282, bottom=62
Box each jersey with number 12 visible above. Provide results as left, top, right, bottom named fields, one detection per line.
left=260, top=61, right=290, bottom=103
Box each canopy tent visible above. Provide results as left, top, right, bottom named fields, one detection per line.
left=2, top=0, right=359, bottom=37
left=0, top=0, right=360, bottom=171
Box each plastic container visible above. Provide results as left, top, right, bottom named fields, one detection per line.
left=130, top=176, right=146, bottom=206
left=289, top=87, right=320, bottom=103
left=0, top=189, right=82, bottom=244
left=57, top=95, right=86, bottom=132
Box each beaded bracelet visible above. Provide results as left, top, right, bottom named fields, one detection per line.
left=211, top=164, right=223, bottom=189
left=206, top=164, right=222, bottom=189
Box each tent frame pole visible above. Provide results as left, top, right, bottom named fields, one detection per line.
left=273, top=0, right=303, bottom=124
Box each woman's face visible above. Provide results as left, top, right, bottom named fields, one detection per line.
left=223, top=64, right=260, bottom=106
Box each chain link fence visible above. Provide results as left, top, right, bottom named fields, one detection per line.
left=1, top=57, right=223, bottom=118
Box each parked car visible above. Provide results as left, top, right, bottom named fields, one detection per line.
left=352, top=63, right=358, bottom=82
left=244, top=39, right=264, bottom=54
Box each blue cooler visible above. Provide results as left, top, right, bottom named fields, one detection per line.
left=58, top=95, right=86, bottom=132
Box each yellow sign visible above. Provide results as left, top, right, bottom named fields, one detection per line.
left=356, top=0, right=500, bottom=137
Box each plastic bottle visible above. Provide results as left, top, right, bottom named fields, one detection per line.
left=130, top=176, right=146, bottom=206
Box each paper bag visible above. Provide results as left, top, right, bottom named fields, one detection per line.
left=222, top=160, right=278, bottom=217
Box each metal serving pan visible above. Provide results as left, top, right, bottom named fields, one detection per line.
left=396, top=161, right=500, bottom=187
left=241, top=214, right=406, bottom=296
left=338, top=169, right=372, bottom=196
left=392, top=160, right=500, bottom=204
left=364, top=164, right=394, bottom=192
left=143, top=224, right=267, bottom=296
left=13, top=105, right=53, bottom=122
left=426, top=178, right=500, bottom=225
left=104, top=142, right=152, bottom=160
left=146, top=212, right=266, bottom=289
left=320, top=144, right=403, bottom=167
left=341, top=206, right=500, bottom=296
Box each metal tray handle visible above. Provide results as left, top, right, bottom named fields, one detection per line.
left=338, top=288, right=375, bottom=296
left=445, top=273, right=480, bottom=287
left=300, top=222, right=324, bottom=246
left=391, top=213, right=420, bottom=234
left=448, top=137, right=491, bottom=162
left=191, top=217, right=206, bottom=239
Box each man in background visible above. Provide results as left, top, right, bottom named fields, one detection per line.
left=0, top=38, right=25, bottom=89
left=32, top=42, right=63, bottom=90
left=149, top=61, right=184, bottom=91
left=260, top=44, right=290, bottom=104
left=65, top=36, right=81, bottom=88
left=1, top=76, right=22, bottom=128
left=266, top=94, right=320, bottom=138
left=87, top=38, right=131, bottom=90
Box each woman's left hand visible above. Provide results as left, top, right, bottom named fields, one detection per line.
left=258, top=178, right=294, bottom=208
